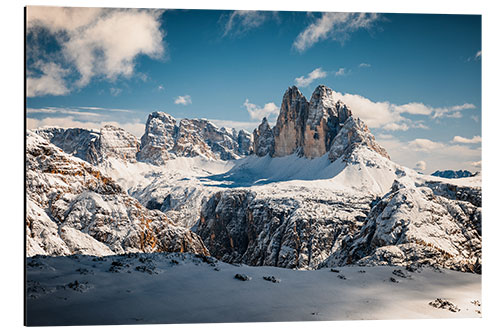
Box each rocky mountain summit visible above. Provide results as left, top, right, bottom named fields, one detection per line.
left=253, top=85, right=389, bottom=161
left=138, top=112, right=252, bottom=165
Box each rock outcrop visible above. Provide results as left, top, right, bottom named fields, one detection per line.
left=252, top=118, right=274, bottom=157
left=26, top=131, right=208, bottom=257
left=138, top=112, right=253, bottom=165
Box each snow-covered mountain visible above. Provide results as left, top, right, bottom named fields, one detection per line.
left=26, top=84, right=482, bottom=274
left=26, top=131, right=208, bottom=257
left=431, top=169, right=476, bottom=179
left=138, top=112, right=252, bottom=164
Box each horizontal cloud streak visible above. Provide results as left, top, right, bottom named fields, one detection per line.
left=223, top=10, right=268, bottom=37
left=452, top=135, right=482, bottom=144
left=295, top=68, right=327, bottom=87
left=27, top=116, right=145, bottom=137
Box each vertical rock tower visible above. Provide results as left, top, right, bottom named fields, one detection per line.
left=253, top=85, right=389, bottom=161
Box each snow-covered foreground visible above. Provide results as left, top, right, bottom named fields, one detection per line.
left=26, top=253, right=481, bottom=326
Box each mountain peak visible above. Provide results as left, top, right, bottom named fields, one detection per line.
left=312, top=84, right=331, bottom=95
left=252, top=85, right=387, bottom=161
left=138, top=111, right=253, bottom=164
left=328, top=116, right=390, bottom=162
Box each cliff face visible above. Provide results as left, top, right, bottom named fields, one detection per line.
left=197, top=189, right=372, bottom=269
left=273, top=86, right=310, bottom=157
left=196, top=175, right=481, bottom=272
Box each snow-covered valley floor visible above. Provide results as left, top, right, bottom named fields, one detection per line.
left=26, top=253, right=481, bottom=326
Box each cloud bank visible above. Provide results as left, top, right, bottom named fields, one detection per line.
left=27, top=7, right=165, bottom=97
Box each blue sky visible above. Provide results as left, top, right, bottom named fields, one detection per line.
left=26, top=7, right=481, bottom=173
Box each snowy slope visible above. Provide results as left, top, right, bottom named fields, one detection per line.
left=26, top=253, right=481, bottom=326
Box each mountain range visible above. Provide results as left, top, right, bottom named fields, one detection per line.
left=26, top=85, right=482, bottom=273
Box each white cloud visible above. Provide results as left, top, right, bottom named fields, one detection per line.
left=378, top=137, right=481, bottom=174
left=471, top=161, right=482, bottom=168
left=375, top=133, right=393, bottom=140
left=27, top=62, right=70, bottom=97
left=335, top=68, right=346, bottom=76
left=78, top=106, right=134, bottom=113
left=432, top=103, right=475, bottom=119
left=393, top=102, right=433, bottom=116
left=452, top=135, right=482, bottom=144
left=223, top=10, right=268, bottom=37
left=174, top=95, right=192, bottom=105
left=408, top=138, right=446, bottom=152
left=475, top=50, right=482, bottom=60
left=157, top=84, right=165, bottom=91
left=27, top=107, right=100, bottom=117
left=244, top=99, right=279, bottom=121
left=295, top=68, right=327, bottom=87
left=208, top=119, right=261, bottom=133
left=328, top=89, right=476, bottom=130
left=293, top=12, right=380, bottom=52
left=359, top=63, right=371, bottom=68
left=27, top=116, right=145, bottom=137
left=415, top=160, right=427, bottom=171
left=383, top=123, right=409, bottom=131
left=26, top=7, right=165, bottom=97
left=27, top=7, right=105, bottom=32
left=29, top=106, right=135, bottom=115
left=328, top=90, right=404, bottom=129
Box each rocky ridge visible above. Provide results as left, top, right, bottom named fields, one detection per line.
left=36, top=114, right=253, bottom=167
left=138, top=112, right=253, bottom=165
